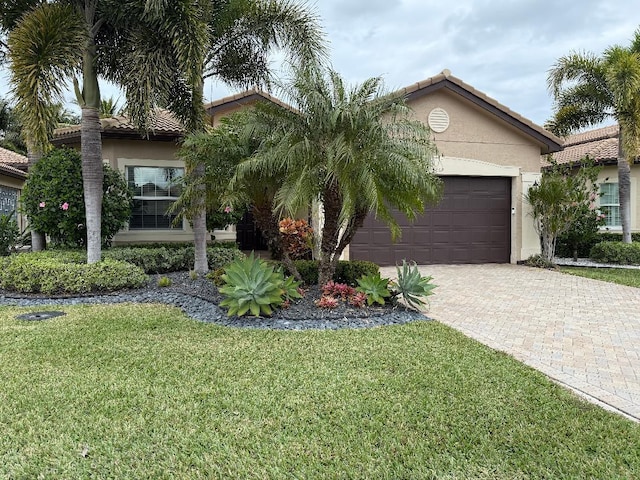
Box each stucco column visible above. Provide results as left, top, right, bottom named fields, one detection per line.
left=520, top=172, right=542, bottom=260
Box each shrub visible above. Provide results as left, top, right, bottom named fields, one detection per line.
left=219, top=253, right=301, bottom=317
left=390, top=260, right=435, bottom=311
left=356, top=272, right=391, bottom=306
left=279, top=218, right=313, bottom=260
left=20, top=148, right=132, bottom=247
left=280, top=259, right=380, bottom=285
left=206, top=267, right=226, bottom=287
left=0, top=253, right=147, bottom=294
left=523, top=254, right=558, bottom=269
left=334, top=261, right=380, bottom=285
left=0, top=213, right=18, bottom=256
left=590, top=242, right=640, bottom=265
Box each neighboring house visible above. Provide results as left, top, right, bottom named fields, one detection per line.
left=0, top=146, right=28, bottom=230
left=51, top=74, right=562, bottom=264
left=548, top=124, right=638, bottom=233
left=348, top=70, right=562, bottom=265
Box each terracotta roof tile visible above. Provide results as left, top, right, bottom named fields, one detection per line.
left=204, top=88, right=293, bottom=114
left=0, top=146, right=28, bottom=166
left=53, top=110, right=184, bottom=141
left=547, top=124, right=620, bottom=166
left=0, top=161, right=27, bottom=179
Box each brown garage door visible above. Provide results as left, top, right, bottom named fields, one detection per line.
left=350, top=176, right=511, bottom=265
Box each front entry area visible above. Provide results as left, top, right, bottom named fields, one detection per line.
left=349, top=176, right=512, bottom=265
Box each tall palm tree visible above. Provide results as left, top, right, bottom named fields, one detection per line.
left=186, top=0, right=326, bottom=273
left=548, top=29, right=640, bottom=243
left=233, top=66, right=443, bottom=285
left=8, top=0, right=209, bottom=262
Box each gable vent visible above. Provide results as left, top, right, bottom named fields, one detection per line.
left=428, top=108, right=450, bottom=133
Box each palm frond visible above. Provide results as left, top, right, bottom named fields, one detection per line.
left=8, top=2, right=86, bottom=151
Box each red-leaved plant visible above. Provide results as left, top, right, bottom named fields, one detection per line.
left=315, top=295, right=339, bottom=309
left=279, top=217, right=313, bottom=260
left=322, top=280, right=356, bottom=299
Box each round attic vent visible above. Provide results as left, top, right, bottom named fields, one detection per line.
left=428, top=108, right=450, bottom=133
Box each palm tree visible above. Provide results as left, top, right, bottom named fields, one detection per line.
left=233, top=66, right=443, bottom=285
left=7, top=0, right=324, bottom=267
left=8, top=1, right=208, bottom=262
left=548, top=29, right=640, bottom=243
left=186, top=0, right=326, bottom=273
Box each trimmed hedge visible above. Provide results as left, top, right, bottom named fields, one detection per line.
left=589, top=241, right=640, bottom=265
left=113, top=241, right=239, bottom=250
left=40, top=246, right=245, bottom=274
left=0, top=255, right=147, bottom=294
left=280, top=259, right=380, bottom=286
left=556, top=231, right=640, bottom=258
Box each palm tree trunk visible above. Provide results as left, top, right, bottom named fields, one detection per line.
left=192, top=162, right=209, bottom=273
left=318, top=185, right=342, bottom=286
left=26, top=144, right=46, bottom=251
left=81, top=105, right=103, bottom=263
left=618, top=132, right=632, bottom=243
left=80, top=35, right=103, bottom=264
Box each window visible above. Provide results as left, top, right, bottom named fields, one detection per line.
left=127, top=166, right=184, bottom=229
left=600, top=182, right=621, bottom=228
left=0, top=186, right=18, bottom=220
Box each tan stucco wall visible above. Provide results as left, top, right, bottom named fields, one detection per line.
left=596, top=165, right=640, bottom=232
left=408, top=90, right=544, bottom=172
left=403, top=90, right=544, bottom=262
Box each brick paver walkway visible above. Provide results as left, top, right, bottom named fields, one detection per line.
left=381, top=264, right=640, bottom=421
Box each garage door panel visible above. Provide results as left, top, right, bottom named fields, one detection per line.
left=350, top=176, right=511, bottom=265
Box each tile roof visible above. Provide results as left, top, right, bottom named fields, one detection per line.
left=0, top=146, right=28, bottom=167
left=400, top=69, right=563, bottom=154
left=204, top=88, right=293, bottom=115
left=548, top=124, right=620, bottom=166
left=53, top=110, right=184, bottom=142
left=0, top=162, right=27, bottom=179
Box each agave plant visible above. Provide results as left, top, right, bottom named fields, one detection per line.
left=356, top=272, right=391, bottom=306
left=392, top=260, right=436, bottom=311
left=219, top=253, right=287, bottom=317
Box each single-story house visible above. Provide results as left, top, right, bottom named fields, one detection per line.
left=51, top=71, right=562, bottom=264
left=548, top=124, right=639, bottom=233
left=0, top=146, right=28, bottom=230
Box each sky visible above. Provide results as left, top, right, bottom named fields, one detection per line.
left=1, top=0, right=639, bottom=127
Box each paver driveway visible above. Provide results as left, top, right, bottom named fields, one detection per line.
left=381, top=263, right=640, bottom=421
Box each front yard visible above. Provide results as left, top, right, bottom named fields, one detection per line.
left=1, top=303, right=638, bottom=478
left=561, top=266, right=640, bottom=288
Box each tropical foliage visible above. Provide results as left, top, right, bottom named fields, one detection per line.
left=231, top=65, right=442, bottom=285
left=548, top=28, right=640, bottom=243
left=356, top=272, right=391, bottom=306
left=526, top=160, right=601, bottom=262
left=7, top=0, right=210, bottom=263
left=390, top=260, right=436, bottom=311
left=20, top=148, right=132, bottom=248
left=218, top=252, right=302, bottom=316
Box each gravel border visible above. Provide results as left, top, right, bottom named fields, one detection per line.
left=1, top=272, right=430, bottom=331
left=554, top=257, right=640, bottom=269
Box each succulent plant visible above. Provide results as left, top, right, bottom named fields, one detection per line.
left=356, top=272, right=391, bottom=305
left=392, top=260, right=436, bottom=311
left=219, top=253, right=286, bottom=317
left=315, top=295, right=339, bottom=309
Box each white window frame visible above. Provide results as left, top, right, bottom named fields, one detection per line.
left=599, top=182, right=621, bottom=230
left=125, top=164, right=186, bottom=231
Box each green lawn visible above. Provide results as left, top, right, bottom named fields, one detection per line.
left=561, top=266, right=640, bottom=288
left=1, top=304, right=638, bottom=479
